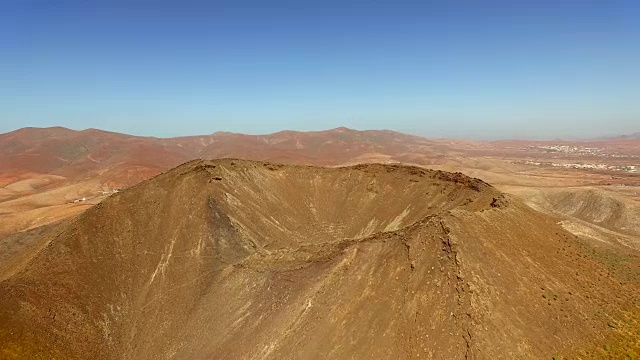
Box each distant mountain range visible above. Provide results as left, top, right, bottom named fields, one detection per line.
left=597, top=132, right=640, bottom=141
left=1, top=126, right=638, bottom=188
left=0, top=126, right=442, bottom=187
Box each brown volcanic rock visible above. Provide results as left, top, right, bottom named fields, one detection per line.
left=0, top=159, right=638, bottom=359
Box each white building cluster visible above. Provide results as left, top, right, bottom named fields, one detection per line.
left=520, top=160, right=638, bottom=173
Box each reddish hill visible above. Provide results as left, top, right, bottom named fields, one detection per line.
left=0, top=127, right=440, bottom=187
left=195, top=127, right=438, bottom=165
left=0, top=127, right=191, bottom=187
left=2, top=126, right=638, bottom=189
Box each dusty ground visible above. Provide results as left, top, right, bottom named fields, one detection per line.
left=427, top=158, right=640, bottom=251
left=0, top=159, right=638, bottom=359
left=0, top=174, right=103, bottom=236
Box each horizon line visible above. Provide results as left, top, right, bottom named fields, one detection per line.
left=2, top=125, right=638, bottom=143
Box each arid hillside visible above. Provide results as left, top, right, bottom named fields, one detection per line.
left=1, top=126, right=639, bottom=269
left=0, top=126, right=438, bottom=187
left=0, top=126, right=442, bottom=236
left=2, top=127, right=637, bottom=194
left=1, top=159, right=638, bottom=359
left=0, top=127, right=188, bottom=187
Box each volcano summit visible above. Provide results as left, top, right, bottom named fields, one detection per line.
left=0, top=159, right=638, bottom=359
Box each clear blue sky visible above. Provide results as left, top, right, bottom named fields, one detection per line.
left=1, top=0, right=638, bottom=139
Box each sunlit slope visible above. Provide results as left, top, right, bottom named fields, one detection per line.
left=0, top=159, right=637, bottom=359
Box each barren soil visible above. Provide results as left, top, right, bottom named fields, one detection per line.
left=0, top=159, right=639, bottom=359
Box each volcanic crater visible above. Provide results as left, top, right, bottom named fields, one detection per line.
left=1, top=159, right=637, bottom=359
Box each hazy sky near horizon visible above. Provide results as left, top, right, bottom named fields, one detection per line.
left=1, top=0, right=639, bottom=140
